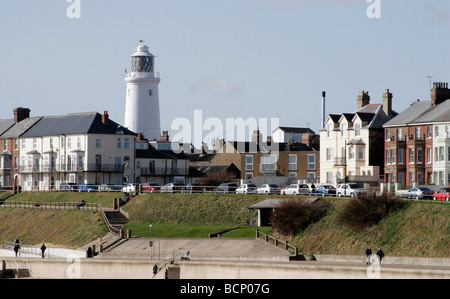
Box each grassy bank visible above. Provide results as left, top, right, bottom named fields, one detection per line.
left=1, top=192, right=449, bottom=257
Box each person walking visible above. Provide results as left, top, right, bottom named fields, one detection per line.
left=41, top=243, right=47, bottom=258
left=376, top=248, right=385, bottom=265
left=365, top=247, right=372, bottom=265
left=14, top=244, right=20, bottom=257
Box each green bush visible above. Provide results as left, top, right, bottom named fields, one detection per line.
left=271, top=198, right=326, bottom=236
left=338, top=194, right=405, bottom=232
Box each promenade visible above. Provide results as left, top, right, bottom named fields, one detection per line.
left=3, top=237, right=449, bottom=279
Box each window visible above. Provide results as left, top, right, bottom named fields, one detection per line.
left=15, top=139, right=18, bottom=150
left=427, top=147, right=432, bottom=163
left=435, top=126, right=439, bottom=137
left=386, top=129, right=391, bottom=141
left=96, top=137, right=101, bottom=148
left=68, top=138, right=71, bottom=149
left=390, top=149, right=395, bottom=164
left=415, top=127, right=421, bottom=140
left=326, top=171, right=333, bottom=183
left=245, top=155, right=253, bottom=171
left=355, top=122, right=361, bottom=136
left=326, top=148, right=334, bottom=161
left=340, top=123, right=347, bottom=137
left=440, top=147, right=445, bottom=162
left=307, top=154, right=316, bottom=170
left=448, top=147, right=450, bottom=162
left=289, top=155, right=297, bottom=170
left=417, top=147, right=423, bottom=163
left=409, top=148, right=415, bottom=163
left=358, top=147, right=364, bottom=160
left=435, top=147, right=439, bottom=162
left=397, top=128, right=403, bottom=141
left=33, top=138, right=37, bottom=149
left=245, top=173, right=253, bottom=180
left=77, top=137, right=81, bottom=149
left=427, top=126, right=432, bottom=139
left=289, top=172, right=297, bottom=178
left=447, top=126, right=450, bottom=138
left=124, top=138, right=130, bottom=148
left=349, top=146, right=355, bottom=160
left=261, top=155, right=277, bottom=171
left=386, top=149, right=390, bottom=164
left=117, top=138, right=122, bottom=148
left=327, top=124, right=332, bottom=138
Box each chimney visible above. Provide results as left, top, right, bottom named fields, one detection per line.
left=102, top=111, right=109, bottom=124
left=382, top=89, right=393, bottom=115
left=161, top=130, right=169, bottom=142
left=357, top=91, right=370, bottom=110
left=252, top=130, right=262, bottom=144
left=431, top=82, right=450, bottom=106
left=321, top=91, right=326, bottom=129
left=13, top=107, right=30, bottom=123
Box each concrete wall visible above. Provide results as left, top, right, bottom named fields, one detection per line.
left=4, top=257, right=450, bottom=279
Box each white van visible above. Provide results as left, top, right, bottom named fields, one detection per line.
left=336, top=183, right=367, bottom=198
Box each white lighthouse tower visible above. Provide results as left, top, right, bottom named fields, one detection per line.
left=124, top=42, right=161, bottom=140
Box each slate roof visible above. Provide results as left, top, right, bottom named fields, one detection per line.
left=383, top=99, right=450, bottom=127
left=275, top=127, right=316, bottom=134
left=0, top=117, right=42, bottom=139
left=0, top=119, right=15, bottom=135
left=20, top=112, right=136, bottom=137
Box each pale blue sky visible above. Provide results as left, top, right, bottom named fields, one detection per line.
left=1, top=0, right=449, bottom=142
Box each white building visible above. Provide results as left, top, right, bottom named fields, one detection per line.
left=19, top=111, right=136, bottom=191
left=124, top=42, right=161, bottom=141
left=320, top=90, right=396, bottom=186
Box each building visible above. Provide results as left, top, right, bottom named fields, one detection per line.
left=19, top=111, right=136, bottom=191
left=124, top=42, right=161, bottom=141
left=383, top=82, right=450, bottom=187
left=135, top=135, right=190, bottom=185
left=200, top=129, right=320, bottom=182
left=0, top=108, right=41, bottom=190
left=320, top=89, right=397, bottom=186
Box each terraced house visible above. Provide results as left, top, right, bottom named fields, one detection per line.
left=18, top=111, right=136, bottom=191
left=383, top=82, right=450, bottom=187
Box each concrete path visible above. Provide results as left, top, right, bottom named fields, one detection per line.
left=98, top=237, right=293, bottom=262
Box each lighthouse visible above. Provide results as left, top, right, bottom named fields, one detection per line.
left=124, top=42, right=161, bottom=140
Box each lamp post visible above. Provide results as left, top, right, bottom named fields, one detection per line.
left=149, top=224, right=152, bottom=238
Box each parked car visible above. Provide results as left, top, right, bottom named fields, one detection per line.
left=184, top=183, right=203, bottom=193
left=404, top=187, right=434, bottom=200
left=235, top=183, right=257, bottom=194
left=141, top=182, right=161, bottom=192
left=78, top=184, right=98, bottom=192
left=281, top=184, right=310, bottom=195
left=59, top=182, right=78, bottom=192
left=214, top=183, right=239, bottom=193
left=257, top=184, right=281, bottom=195
left=432, top=187, right=450, bottom=201
left=315, top=185, right=336, bottom=196
left=122, top=183, right=140, bottom=193
left=99, top=184, right=122, bottom=192
left=160, top=182, right=185, bottom=193
left=336, top=183, right=367, bottom=198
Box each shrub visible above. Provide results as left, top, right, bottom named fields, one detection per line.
left=338, top=194, right=405, bottom=232
left=271, top=198, right=326, bottom=236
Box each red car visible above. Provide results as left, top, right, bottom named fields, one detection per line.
left=141, top=183, right=161, bottom=192
left=432, top=187, right=450, bottom=201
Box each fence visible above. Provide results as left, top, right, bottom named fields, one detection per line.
left=256, top=229, right=298, bottom=256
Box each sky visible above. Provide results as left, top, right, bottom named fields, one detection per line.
left=1, top=0, right=449, bottom=145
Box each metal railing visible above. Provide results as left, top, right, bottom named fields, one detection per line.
left=256, top=229, right=298, bottom=256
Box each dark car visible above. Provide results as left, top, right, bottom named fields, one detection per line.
left=404, top=187, right=434, bottom=200
left=214, top=183, right=238, bottom=193
left=78, top=184, right=98, bottom=192
left=184, top=183, right=203, bottom=193
left=59, top=182, right=78, bottom=191
left=316, top=185, right=336, bottom=196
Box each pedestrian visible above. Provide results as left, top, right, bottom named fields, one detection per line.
left=41, top=243, right=46, bottom=258
left=376, top=248, right=385, bottom=265
left=14, top=244, right=20, bottom=257
left=365, top=247, right=372, bottom=265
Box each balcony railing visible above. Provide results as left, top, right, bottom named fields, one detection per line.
left=19, top=163, right=124, bottom=173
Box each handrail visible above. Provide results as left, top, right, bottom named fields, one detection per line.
left=256, top=229, right=298, bottom=256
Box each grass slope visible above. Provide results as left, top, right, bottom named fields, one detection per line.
left=1, top=192, right=449, bottom=257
